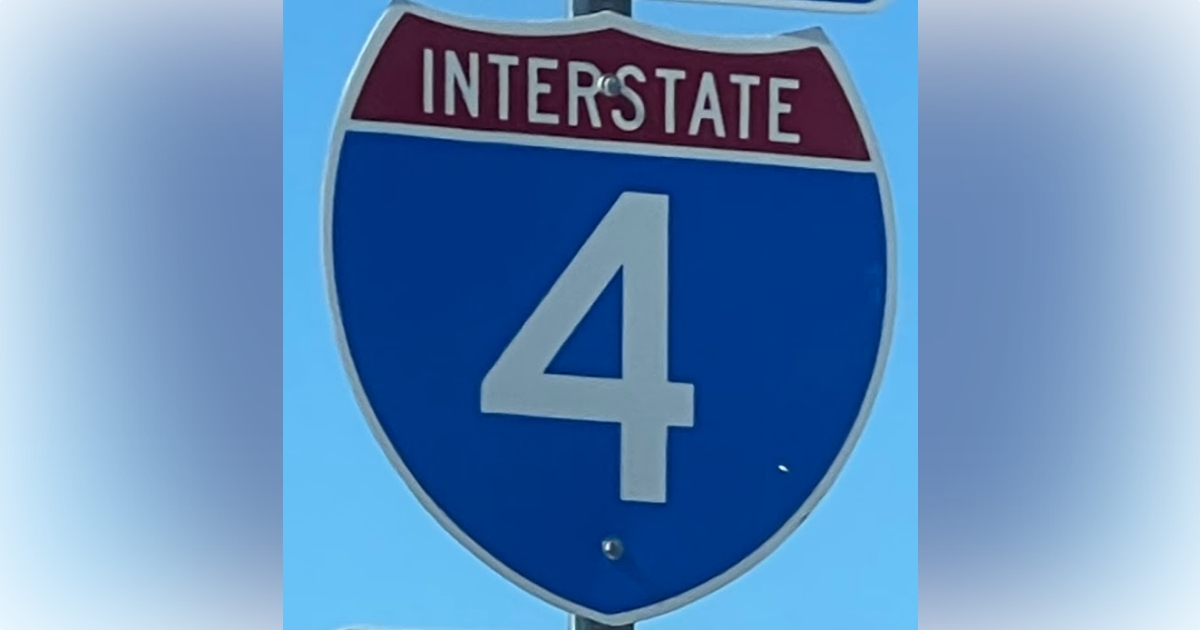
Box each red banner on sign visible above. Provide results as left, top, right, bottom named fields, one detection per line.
left=352, top=14, right=870, bottom=161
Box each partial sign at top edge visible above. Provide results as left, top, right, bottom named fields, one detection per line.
left=649, top=0, right=891, bottom=13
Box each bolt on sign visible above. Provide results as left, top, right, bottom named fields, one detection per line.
left=324, top=1, right=894, bottom=625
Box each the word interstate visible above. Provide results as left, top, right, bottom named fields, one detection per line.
left=421, top=48, right=805, bottom=145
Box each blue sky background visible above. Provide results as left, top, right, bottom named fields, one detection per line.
left=283, top=1, right=916, bottom=628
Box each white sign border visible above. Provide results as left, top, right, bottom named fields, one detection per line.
left=321, top=1, right=899, bottom=625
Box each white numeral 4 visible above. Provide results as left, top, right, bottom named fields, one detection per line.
left=481, top=192, right=695, bottom=504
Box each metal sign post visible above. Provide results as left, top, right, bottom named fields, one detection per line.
left=571, top=0, right=632, bottom=16
left=568, top=2, right=629, bottom=628
left=325, top=0, right=894, bottom=626
left=571, top=615, right=634, bottom=630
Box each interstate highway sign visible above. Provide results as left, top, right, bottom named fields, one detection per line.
left=324, top=2, right=895, bottom=625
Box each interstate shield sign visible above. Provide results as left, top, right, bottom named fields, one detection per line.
left=324, top=2, right=895, bottom=624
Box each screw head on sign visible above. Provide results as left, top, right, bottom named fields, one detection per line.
left=598, top=74, right=623, bottom=97
left=601, top=537, right=624, bottom=560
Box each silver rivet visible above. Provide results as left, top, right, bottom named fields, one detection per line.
left=598, top=74, right=623, bottom=97
left=601, top=537, right=624, bottom=560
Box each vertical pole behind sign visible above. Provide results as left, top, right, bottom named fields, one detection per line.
left=565, top=2, right=631, bottom=628
left=570, top=0, right=632, bottom=18
left=571, top=614, right=635, bottom=630
left=564, top=0, right=632, bottom=626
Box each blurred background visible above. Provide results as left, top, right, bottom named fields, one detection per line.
left=919, top=0, right=1200, bottom=627
left=0, top=0, right=1197, bottom=627
left=0, top=1, right=281, bottom=629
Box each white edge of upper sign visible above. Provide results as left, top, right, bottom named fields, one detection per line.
left=320, top=1, right=899, bottom=626
left=648, top=0, right=893, bottom=14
